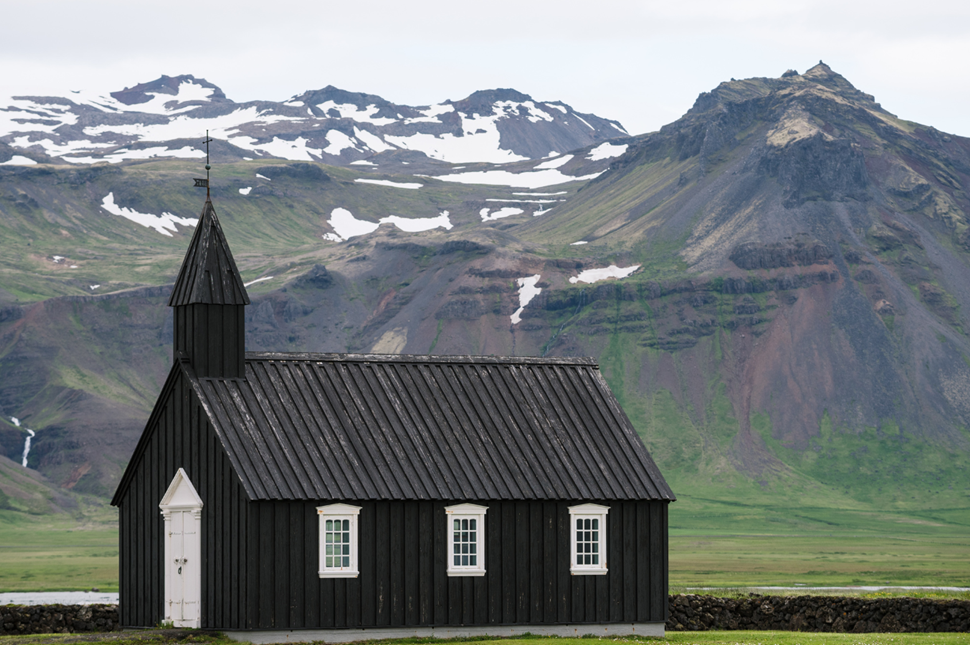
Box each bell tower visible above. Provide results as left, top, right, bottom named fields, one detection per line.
left=168, top=196, right=249, bottom=378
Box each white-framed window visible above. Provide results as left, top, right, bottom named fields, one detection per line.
left=317, top=503, right=361, bottom=578
left=445, top=503, right=487, bottom=577
left=569, top=503, right=609, bottom=575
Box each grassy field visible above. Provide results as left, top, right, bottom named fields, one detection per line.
left=1, top=634, right=968, bottom=645
left=1, top=493, right=968, bottom=594
left=0, top=509, right=119, bottom=593
left=667, top=495, right=970, bottom=589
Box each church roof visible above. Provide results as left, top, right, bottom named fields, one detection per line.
left=181, top=352, right=674, bottom=502
left=168, top=199, right=250, bottom=306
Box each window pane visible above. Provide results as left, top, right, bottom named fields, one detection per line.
left=470, top=519, right=476, bottom=530
left=576, top=554, right=582, bottom=565
left=585, top=531, right=591, bottom=541
left=576, top=519, right=582, bottom=530
left=592, top=555, right=599, bottom=564
left=584, top=554, right=591, bottom=564
left=576, top=531, right=582, bottom=542
left=343, top=545, right=350, bottom=555
left=462, top=519, right=468, bottom=530
left=470, top=543, right=476, bottom=554
left=592, top=531, right=598, bottom=542
left=326, top=556, right=333, bottom=567
left=462, top=555, right=468, bottom=566
left=454, top=519, right=460, bottom=530
left=454, top=543, right=460, bottom=554
left=462, top=543, right=468, bottom=554
left=343, top=556, right=350, bottom=567
left=584, top=519, right=591, bottom=530
left=592, top=519, right=598, bottom=530
left=326, top=545, right=333, bottom=555
left=326, top=520, right=333, bottom=531
left=454, top=555, right=460, bottom=566
left=470, top=555, right=477, bottom=566
left=343, top=519, right=350, bottom=531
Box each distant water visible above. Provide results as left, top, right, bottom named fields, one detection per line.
left=0, top=591, right=118, bottom=606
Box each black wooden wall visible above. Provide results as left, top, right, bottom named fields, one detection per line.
left=117, top=367, right=250, bottom=628
left=243, top=499, right=668, bottom=630
left=118, top=367, right=669, bottom=631
left=173, top=304, right=245, bottom=378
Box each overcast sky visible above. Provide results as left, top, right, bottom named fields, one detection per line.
left=2, top=0, right=968, bottom=137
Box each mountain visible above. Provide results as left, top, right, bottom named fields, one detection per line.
left=1, top=64, right=968, bottom=526
left=0, top=74, right=627, bottom=169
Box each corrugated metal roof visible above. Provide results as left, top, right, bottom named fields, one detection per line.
left=186, top=352, right=674, bottom=502
left=168, top=199, right=250, bottom=306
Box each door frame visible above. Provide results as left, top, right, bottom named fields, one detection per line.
left=159, top=468, right=203, bottom=628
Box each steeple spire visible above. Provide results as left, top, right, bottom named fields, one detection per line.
left=169, top=140, right=249, bottom=378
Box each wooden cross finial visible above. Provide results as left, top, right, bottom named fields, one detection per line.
left=203, top=130, right=213, bottom=199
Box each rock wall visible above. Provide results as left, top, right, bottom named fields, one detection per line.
left=668, top=594, right=970, bottom=633
left=3, top=596, right=968, bottom=634
left=0, top=604, right=119, bottom=635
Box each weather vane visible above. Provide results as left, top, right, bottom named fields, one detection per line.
left=193, top=130, right=214, bottom=199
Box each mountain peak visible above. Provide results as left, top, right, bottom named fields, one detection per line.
left=110, top=74, right=227, bottom=107
left=687, top=62, right=879, bottom=117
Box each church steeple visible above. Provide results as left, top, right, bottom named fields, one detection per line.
left=169, top=198, right=249, bottom=378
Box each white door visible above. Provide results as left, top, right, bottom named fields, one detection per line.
left=159, top=468, right=203, bottom=628
left=166, top=510, right=201, bottom=626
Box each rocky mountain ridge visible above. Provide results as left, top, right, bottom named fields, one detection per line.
left=0, top=74, right=626, bottom=169
left=1, top=64, right=968, bottom=526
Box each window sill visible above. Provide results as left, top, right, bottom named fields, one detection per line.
left=447, top=570, right=486, bottom=577
left=318, top=570, right=359, bottom=578
left=570, top=568, right=608, bottom=576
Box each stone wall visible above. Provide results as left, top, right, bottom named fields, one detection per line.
left=3, top=596, right=969, bottom=634
left=0, top=604, right=119, bottom=635
left=668, top=594, right=970, bottom=632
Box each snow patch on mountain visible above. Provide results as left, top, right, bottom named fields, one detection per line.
left=317, top=101, right=397, bottom=126
left=511, top=275, right=541, bottom=325
left=239, top=187, right=252, bottom=195
left=354, top=127, right=394, bottom=153
left=256, top=136, right=323, bottom=161
left=435, top=168, right=604, bottom=189
left=381, top=212, right=452, bottom=232
left=84, top=106, right=303, bottom=148
left=569, top=264, right=640, bottom=284
left=587, top=142, right=628, bottom=161
left=534, top=154, right=573, bottom=170
left=101, top=193, right=197, bottom=236
left=244, top=276, right=274, bottom=287
left=480, top=207, right=524, bottom=221
left=0, top=155, right=36, bottom=165
left=324, top=208, right=452, bottom=241
left=324, top=130, right=359, bottom=155
left=404, top=103, right=455, bottom=124
left=355, top=179, right=422, bottom=189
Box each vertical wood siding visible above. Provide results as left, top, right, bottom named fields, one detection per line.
left=245, top=499, right=667, bottom=630
left=173, top=305, right=245, bottom=378
left=117, top=370, right=250, bottom=628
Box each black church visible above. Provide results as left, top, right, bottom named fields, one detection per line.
left=110, top=195, right=675, bottom=642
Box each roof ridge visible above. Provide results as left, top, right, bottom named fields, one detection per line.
left=241, top=351, right=598, bottom=366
